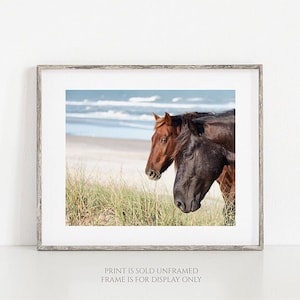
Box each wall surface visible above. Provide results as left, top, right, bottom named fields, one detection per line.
left=1, top=0, right=300, bottom=246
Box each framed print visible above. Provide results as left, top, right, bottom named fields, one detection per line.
left=37, top=65, right=263, bottom=250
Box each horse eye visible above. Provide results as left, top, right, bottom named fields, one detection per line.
left=160, top=136, right=167, bottom=144
left=184, top=152, right=194, bottom=160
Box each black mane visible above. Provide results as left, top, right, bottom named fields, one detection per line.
left=170, top=111, right=214, bottom=127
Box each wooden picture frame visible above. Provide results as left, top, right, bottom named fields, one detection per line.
left=37, top=65, right=263, bottom=250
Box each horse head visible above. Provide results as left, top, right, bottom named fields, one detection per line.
left=145, top=112, right=180, bottom=180
left=173, top=119, right=235, bottom=213
left=145, top=112, right=212, bottom=180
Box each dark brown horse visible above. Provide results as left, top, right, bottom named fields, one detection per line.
left=173, top=110, right=235, bottom=224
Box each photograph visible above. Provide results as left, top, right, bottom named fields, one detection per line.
left=65, top=90, right=236, bottom=227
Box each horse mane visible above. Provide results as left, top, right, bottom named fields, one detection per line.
left=192, top=109, right=235, bottom=134
left=154, top=112, right=213, bottom=129
left=193, top=109, right=235, bottom=124
left=173, top=124, right=192, bottom=155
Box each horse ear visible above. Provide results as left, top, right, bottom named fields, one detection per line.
left=224, top=149, right=235, bottom=165
left=153, top=113, right=160, bottom=120
left=164, top=112, right=172, bottom=125
left=187, top=120, right=199, bottom=136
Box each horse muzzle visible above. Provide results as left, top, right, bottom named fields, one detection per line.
left=174, top=198, right=201, bottom=213
left=146, top=169, right=161, bottom=180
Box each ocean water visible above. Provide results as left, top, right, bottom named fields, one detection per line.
left=66, top=90, right=235, bottom=141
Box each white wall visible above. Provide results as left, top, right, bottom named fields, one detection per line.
left=1, top=0, right=299, bottom=246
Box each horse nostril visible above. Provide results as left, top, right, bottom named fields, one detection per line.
left=147, top=169, right=155, bottom=177
left=175, top=199, right=185, bottom=212
left=147, top=169, right=161, bottom=180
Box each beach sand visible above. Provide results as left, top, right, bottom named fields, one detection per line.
left=66, top=135, right=176, bottom=194
left=66, top=135, right=222, bottom=197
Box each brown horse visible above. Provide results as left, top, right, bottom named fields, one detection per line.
left=145, top=112, right=212, bottom=180
left=145, top=110, right=235, bottom=224
left=173, top=111, right=235, bottom=224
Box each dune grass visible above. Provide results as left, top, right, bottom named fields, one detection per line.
left=66, top=167, right=225, bottom=226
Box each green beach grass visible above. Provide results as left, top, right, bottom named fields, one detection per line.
left=66, top=167, right=225, bottom=226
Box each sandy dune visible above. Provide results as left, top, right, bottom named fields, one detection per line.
left=66, top=135, right=176, bottom=194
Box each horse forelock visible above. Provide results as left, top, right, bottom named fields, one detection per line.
left=172, top=124, right=194, bottom=163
